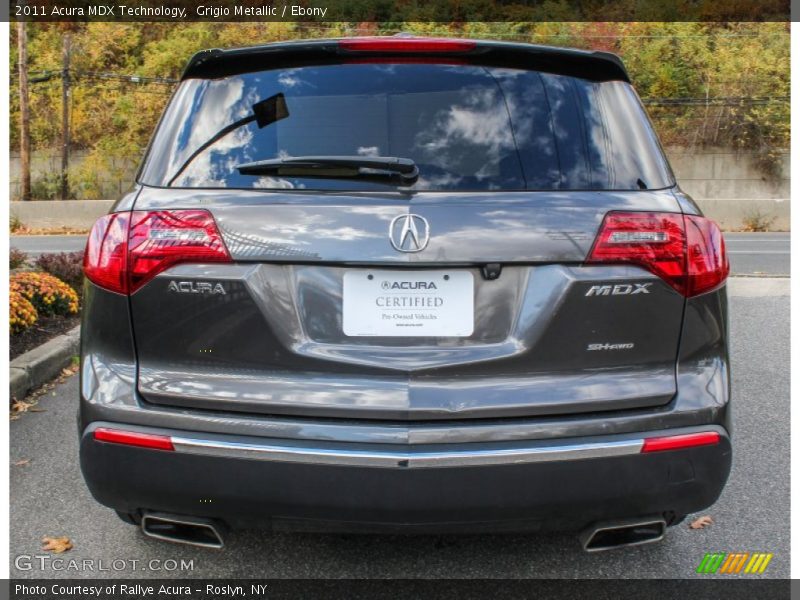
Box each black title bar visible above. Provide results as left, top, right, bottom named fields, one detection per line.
left=4, top=579, right=794, bottom=600
left=4, top=0, right=794, bottom=22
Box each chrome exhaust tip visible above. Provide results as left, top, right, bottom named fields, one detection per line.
left=141, top=512, right=225, bottom=549
left=580, top=517, right=666, bottom=552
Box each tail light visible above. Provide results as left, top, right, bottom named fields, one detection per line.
left=684, top=215, right=730, bottom=297
left=84, top=209, right=231, bottom=295
left=338, top=37, right=477, bottom=53
left=588, top=212, right=729, bottom=297
left=83, top=212, right=130, bottom=294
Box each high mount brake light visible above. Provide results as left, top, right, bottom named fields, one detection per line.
left=343, top=57, right=469, bottom=66
left=338, top=38, right=477, bottom=53
left=84, top=209, right=231, bottom=295
left=588, top=211, right=729, bottom=297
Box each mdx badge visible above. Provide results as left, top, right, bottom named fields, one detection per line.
left=585, top=283, right=652, bottom=297
left=389, top=214, right=430, bottom=253
left=168, top=281, right=227, bottom=295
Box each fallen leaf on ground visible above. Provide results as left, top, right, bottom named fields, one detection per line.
left=41, top=536, right=73, bottom=554
left=12, top=459, right=30, bottom=467
left=689, top=515, right=714, bottom=530
left=9, top=365, right=79, bottom=420
left=10, top=397, right=42, bottom=420
left=10, top=400, right=34, bottom=416
left=61, top=364, right=79, bottom=378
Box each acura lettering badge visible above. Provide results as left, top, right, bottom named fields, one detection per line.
left=389, top=214, right=430, bottom=253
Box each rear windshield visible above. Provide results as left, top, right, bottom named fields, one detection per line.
left=140, top=63, right=674, bottom=192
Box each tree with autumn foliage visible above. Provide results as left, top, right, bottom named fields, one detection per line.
left=9, top=21, right=789, bottom=199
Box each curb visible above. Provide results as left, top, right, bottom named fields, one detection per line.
left=10, top=325, right=80, bottom=401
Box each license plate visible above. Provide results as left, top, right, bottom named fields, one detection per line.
left=342, top=270, right=474, bottom=337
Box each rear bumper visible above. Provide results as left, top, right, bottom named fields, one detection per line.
left=80, top=423, right=731, bottom=533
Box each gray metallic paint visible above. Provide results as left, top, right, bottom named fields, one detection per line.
left=133, top=186, right=682, bottom=264
left=80, top=180, right=730, bottom=438
left=119, top=186, right=689, bottom=421
left=80, top=281, right=730, bottom=444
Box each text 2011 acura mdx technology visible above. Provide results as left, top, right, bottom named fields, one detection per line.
left=79, top=37, right=731, bottom=551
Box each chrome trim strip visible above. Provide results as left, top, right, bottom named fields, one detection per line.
left=170, top=436, right=644, bottom=469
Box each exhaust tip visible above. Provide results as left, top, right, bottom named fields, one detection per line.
left=580, top=517, right=666, bottom=552
left=141, top=512, right=224, bottom=549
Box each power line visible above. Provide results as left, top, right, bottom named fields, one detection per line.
left=74, top=71, right=178, bottom=85
left=14, top=70, right=790, bottom=106
left=288, top=25, right=790, bottom=40
left=643, top=97, right=789, bottom=106
left=12, top=69, right=179, bottom=85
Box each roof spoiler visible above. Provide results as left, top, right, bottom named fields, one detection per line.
left=180, top=38, right=630, bottom=83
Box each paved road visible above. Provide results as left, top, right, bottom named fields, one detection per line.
left=10, top=232, right=790, bottom=276
left=9, top=278, right=789, bottom=579
left=11, top=235, right=86, bottom=257
left=724, top=232, right=789, bottom=276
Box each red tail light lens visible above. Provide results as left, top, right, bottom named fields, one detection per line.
left=83, top=209, right=231, bottom=295
left=588, top=212, right=686, bottom=293
left=641, top=431, right=720, bottom=453
left=685, top=215, right=730, bottom=297
left=338, top=38, right=476, bottom=53
left=94, top=427, right=174, bottom=451
left=128, top=210, right=231, bottom=293
left=588, top=212, right=729, bottom=297
left=84, top=212, right=131, bottom=295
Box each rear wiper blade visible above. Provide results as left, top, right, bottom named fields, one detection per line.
left=236, top=155, right=419, bottom=185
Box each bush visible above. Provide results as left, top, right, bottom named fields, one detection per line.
left=10, top=214, right=24, bottom=233
left=35, top=251, right=85, bottom=293
left=10, top=289, right=38, bottom=334
left=741, top=208, right=776, bottom=232
left=10, top=247, right=28, bottom=270
left=30, top=172, right=72, bottom=200
left=11, top=272, right=79, bottom=317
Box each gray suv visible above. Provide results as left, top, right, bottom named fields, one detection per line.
left=79, top=37, right=731, bottom=551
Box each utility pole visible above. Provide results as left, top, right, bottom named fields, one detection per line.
left=17, top=21, right=31, bottom=201
left=60, top=32, right=71, bottom=200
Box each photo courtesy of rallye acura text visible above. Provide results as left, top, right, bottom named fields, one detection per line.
left=78, top=36, right=731, bottom=551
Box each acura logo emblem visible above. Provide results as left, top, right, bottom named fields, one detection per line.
left=389, top=214, right=430, bottom=253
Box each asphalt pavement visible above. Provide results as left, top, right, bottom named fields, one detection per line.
left=10, top=232, right=790, bottom=276
left=11, top=235, right=87, bottom=257
left=724, top=232, right=790, bottom=276
left=9, top=278, right=790, bottom=579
